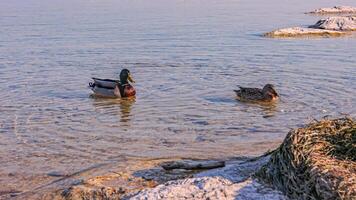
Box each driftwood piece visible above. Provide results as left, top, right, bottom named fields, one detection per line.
left=160, top=160, right=225, bottom=170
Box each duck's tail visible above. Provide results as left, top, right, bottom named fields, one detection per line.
left=89, top=82, right=95, bottom=88
left=233, top=89, right=242, bottom=94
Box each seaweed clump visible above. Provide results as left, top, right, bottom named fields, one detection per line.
left=256, top=117, right=356, bottom=200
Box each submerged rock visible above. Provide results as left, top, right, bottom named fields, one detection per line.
left=160, top=160, right=225, bottom=170
left=308, top=6, right=356, bottom=14
left=56, top=159, right=212, bottom=200
left=61, top=185, right=124, bottom=200
left=309, top=16, right=356, bottom=31
left=60, top=172, right=157, bottom=200
left=264, top=27, right=347, bottom=37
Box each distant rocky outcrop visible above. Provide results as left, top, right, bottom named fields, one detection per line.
left=309, top=16, right=356, bottom=31
left=265, top=6, right=356, bottom=38
left=265, top=13, right=356, bottom=37
left=307, top=6, right=356, bottom=14
left=264, top=27, right=347, bottom=38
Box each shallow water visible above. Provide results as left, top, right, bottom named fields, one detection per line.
left=0, top=0, right=355, bottom=196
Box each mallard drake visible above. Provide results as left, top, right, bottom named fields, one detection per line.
left=234, top=84, right=279, bottom=102
left=89, top=69, right=136, bottom=98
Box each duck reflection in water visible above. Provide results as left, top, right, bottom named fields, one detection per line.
left=235, top=98, right=280, bottom=118
left=90, top=96, right=136, bottom=126
left=260, top=102, right=278, bottom=118
left=119, top=97, right=135, bottom=123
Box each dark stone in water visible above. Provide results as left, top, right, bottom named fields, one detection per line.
left=8, top=173, right=15, bottom=177
left=0, top=190, right=21, bottom=196
left=47, top=171, right=68, bottom=177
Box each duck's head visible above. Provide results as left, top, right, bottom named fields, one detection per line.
left=120, top=69, right=135, bottom=84
left=262, top=84, right=279, bottom=99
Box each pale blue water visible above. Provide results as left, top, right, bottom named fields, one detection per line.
left=0, top=0, right=355, bottom=196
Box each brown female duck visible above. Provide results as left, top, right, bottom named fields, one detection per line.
left=89, top=69, right=136, bottom=98
left=234, top=84, right=279, bottom=102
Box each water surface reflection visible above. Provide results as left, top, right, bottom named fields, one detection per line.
left=90, top=96, right=136, bottom=126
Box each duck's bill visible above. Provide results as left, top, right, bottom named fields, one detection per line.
left=128, top=74, right=135, bottom=83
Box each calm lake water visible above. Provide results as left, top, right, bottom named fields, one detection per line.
left=0, top=0, right=355, bottom=197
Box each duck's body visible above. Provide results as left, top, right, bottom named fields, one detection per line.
left=91, top=78, right=118, bottom=88
left=89, top=69, right=136, bottom=98
left=234, top=84, right=279, bottom=102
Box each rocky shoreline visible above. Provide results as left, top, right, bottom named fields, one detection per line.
left=56, top=155, right=286, bottom=200
left=17, top=117, right=348, bottom=200
left=307, top=6, right=356, bottom=14
left=7, top=117, right=354, bottom=200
